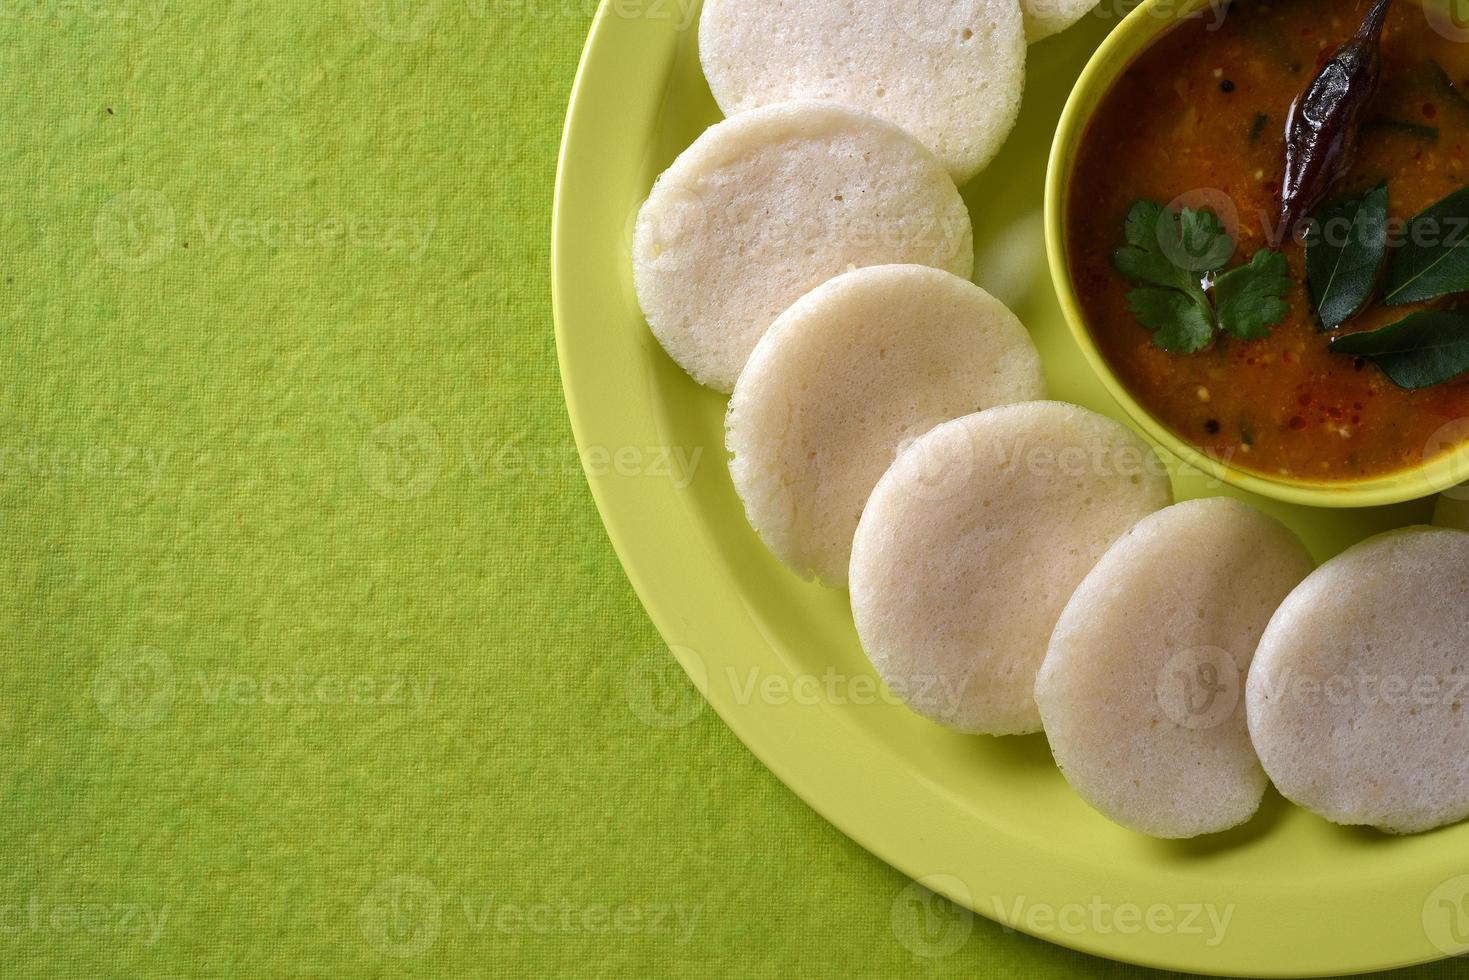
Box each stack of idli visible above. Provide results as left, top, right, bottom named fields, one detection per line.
left=630, top=0, right=1469, bottom=841
left=849, top=402, right=1172, bottom=735
left=727, top=265, right=1044, bottom=586
left=634, top=0, right=1100, bottom=392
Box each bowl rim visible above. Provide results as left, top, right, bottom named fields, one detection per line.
left=1042, top=0, right=1469, bottom=509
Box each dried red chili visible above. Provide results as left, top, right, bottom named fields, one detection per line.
left=1276, top=0, right=1392, bottom=242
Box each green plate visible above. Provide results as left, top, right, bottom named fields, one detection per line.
left=551, top=3, right=1467, bottom=975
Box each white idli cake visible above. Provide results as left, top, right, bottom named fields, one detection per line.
left=632, top=101, right=973, bottom=392
left=1248, top=526, right=1469, bottom=834
left=849, top=401, right=1171, bottom=735
left=1021, top=0, right=1099, bottom=42
left=726, top=265, right=1043, bottom=587
left=698, top=0, right=1025, bottom=184
left=1035, top=498, right=1315, bottom=838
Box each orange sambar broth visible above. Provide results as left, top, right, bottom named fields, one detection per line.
left=1066, top=0, right=1469, bottom=481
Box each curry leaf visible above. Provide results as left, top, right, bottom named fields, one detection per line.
left=1330, top=310, right=1469, bottom=388
left=1382, top=187, right=1469, bottom=305
left=1126, top=288, right=1214, bottom=353
left=1216, top=249, right=1292, bottom=339
left=1305, top=182, right=1387, bottom=329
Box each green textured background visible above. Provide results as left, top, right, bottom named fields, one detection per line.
left=0, top=0, right=1461, bottom=975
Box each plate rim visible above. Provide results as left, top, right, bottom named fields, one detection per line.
left=550, top=4, right=1458, bottom=975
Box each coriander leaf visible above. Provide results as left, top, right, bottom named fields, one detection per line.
left=1175, top=207, right=1233, bottom=271
left=1383, top=186, right=1469, bottom=305
left=1113, top=201, right=1213, bottom=304
left=1215, top=249, right=1291, bottom=340
left=1330, top=310, right=1469, bottom=388
left=1123, top=199, right=1166, bottom=248
left=1305, top=182, right=1387, bottom=330
left=1126, top=288, right=1215, bottom=353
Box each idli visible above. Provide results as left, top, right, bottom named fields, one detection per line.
left=727, top=265, right=1044, bottom=586
left=1035, top=498, right=1315, bottom=838
left=632, top=101, right=973, bottom=392
left=1248, top=526, right=1469, bottom=834
left=1021, top=0, right=1099, bottom=42
left=698, top=0, right=1025, bottom=184
left=849, top=402, right=1172, bottom=735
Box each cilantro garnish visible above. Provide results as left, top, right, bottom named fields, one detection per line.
left=1112, top=200, right=1291, bottom=353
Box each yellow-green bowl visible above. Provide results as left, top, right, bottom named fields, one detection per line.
left=1044, top=0, right=1469, bottom=509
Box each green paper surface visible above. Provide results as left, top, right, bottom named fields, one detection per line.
left=0, top=1, right=1461, bottom=975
